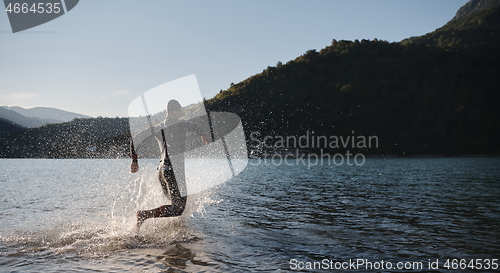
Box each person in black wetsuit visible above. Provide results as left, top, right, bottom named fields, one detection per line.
left=130, top=99, right=211, bottom=229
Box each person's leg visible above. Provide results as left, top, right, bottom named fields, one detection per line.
left=162, top=169, right=187, bottom=216
left=136, top=170, right=187, bottom=228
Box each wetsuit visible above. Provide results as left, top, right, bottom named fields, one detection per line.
left=156, top=127, right=186, bottom=217
left=134, top=118, right=205, bottom=218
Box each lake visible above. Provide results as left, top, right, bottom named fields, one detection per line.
left=1, top=158, right=499, bottom=272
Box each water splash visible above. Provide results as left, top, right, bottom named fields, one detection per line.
left=1, top=162, right=223, bottom=260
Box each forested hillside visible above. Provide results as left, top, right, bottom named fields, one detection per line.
left=0, top=118, right=26, bottom=138
left=402, top=6, right=500, bottom=53
left=206, top=6, right=500, bottom=155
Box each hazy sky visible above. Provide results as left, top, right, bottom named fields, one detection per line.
left=0, top=0, right=469, bottom=117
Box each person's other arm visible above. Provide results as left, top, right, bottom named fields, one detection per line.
left=185, top=122, right=211, bottom=144
left=130, top=139, right=139, bottom=173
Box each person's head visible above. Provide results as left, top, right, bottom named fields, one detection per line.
left=166, top=99, right=182, bottom=119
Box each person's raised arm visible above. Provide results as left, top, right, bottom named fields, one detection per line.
left=129, top=124, right=163, bottom=173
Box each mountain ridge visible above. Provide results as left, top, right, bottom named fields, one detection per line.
left=0, top=107, right=50, bottom=128
left=1, top=106, right=91, bottom=124
left=402, top=5, right=500, bottom=54
left=450, top=0, right=500, bottom=22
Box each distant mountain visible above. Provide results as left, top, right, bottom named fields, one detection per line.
left=2, top=106, right=91, bottom=123
left=451, top=0, right=500, bottom=22
left=0, top=107, right=49, bottom=128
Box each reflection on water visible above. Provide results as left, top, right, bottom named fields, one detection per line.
left=0, top=158, right=499, bottom=272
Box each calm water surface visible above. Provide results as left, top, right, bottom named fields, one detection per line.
left=1, top=158, right=499, bottom=272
